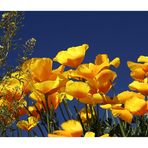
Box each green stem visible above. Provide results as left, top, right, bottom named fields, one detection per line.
left=45, top=97, right=50, bottom=133
left=85, top=104, right=90, bottom=128
left=106, top=110, right=109, bottom=121
left=96, top=104, right=99, bottom=119
left=118, top=118, right=126, bottom=137
left=49, top=102, right=54, bottom=133
left=74, top=105, right=85, bottom=134
left=34, top=104, right=48, bottom=133
left=63, top=99, right=71, bottom=119
left=89, top=105, right=95, bottom=122
left=110, top=110, right=116, bottom=125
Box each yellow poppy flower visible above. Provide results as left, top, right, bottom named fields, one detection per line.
left=117, top=91, right=145, bottom=104
left=129, top=81, right=148, bottom=95
left=76, top=63, right=105, bottom=79
left=127, top=61, right=148, bottom=72
left=16, top=116, right=38, bottom=131
left=65, top=80, right=90, bottom=98
left=84, top=132, right=95, bottom=137
left=53, top=44, right=89, bottom=68
left=130, top=68, right=145, bottom=81
left=95, top=54, right=120, bottom=68
left=95, top=54, right=109, bottom=65
left=138, top=55, right=148, bottom=63
left=112, top=107, right=133, bottom=123
left=28, top=106, right=41, bottom=120
left=34, top=76, right=67, bottom=94
left=125, top=97, right=147, bottom=115
left=49, top=65, right=65, bottom=80
left=47, top=92, right=62, bottom=110
left=22, top=58, right=53, bottom=82
left=96, top=69, right=117, bottom=93
left=80, top=93, right=104, bottom=104
left=61, top=120, right=83, bottom=137
left=30, top=90, right=45, bottom=102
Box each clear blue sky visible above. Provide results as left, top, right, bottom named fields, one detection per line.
left=1, top=11, right=148, bottom=136
left=20, top=11, right=148, bottom=93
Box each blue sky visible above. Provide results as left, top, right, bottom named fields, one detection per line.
left=20, top=11, right=148, bottom=93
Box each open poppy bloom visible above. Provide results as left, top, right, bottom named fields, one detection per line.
left=22, top=58, right=53, bottom=82
left=112, top=107, right=133, bottom=123
left=129, top=81, right=148, bottom=95
left=124, top=97, right=147, bottom=115
left=33, top=76, right=67, bottom=94
left=117, top=91, right=145, bottom=104
left=95, top=54, right=120, bottom=68
left=53, top=44, right=89, bottom=68
left=48, top=120, right=83, bottom=137
left=88, top=69, right=117, bottom=93
left=65, top=80, right=90, bottom=98
left=127, top=56, right=148, bottom=84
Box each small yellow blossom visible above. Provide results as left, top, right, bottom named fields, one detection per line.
left=84, top=132, right=95, bottom=137
left=16, top=116, right=38, bottom=131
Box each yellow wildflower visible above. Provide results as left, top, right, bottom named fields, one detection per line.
left=84, top=132, right=95, bottom=137
left=53, top=44, right=89, bottom=68
left=16, top=116, right=38, bottom=131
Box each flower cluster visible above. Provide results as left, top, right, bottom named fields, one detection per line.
left=0, top=44, right=147, bottom=137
